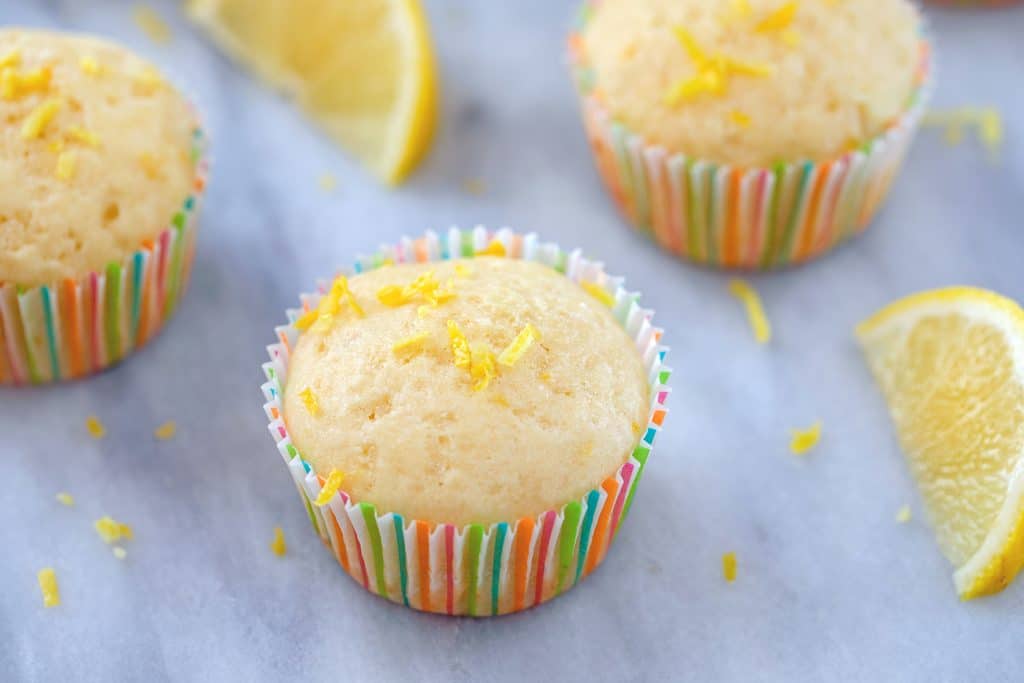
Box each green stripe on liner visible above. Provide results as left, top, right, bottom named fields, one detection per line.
left=658, top=369, right=672, bottom=385
left=780, top=163, right=813, bottom=262
left=621, top=445, right=651, bottom=522
left=163, top=215, right=186, bottom=321
left=359, top=503, right=387, bottom=596
left=300, top=491, right=320, bottom=535
left=491, top=523, right=508, bottom=615
left=760, top=163, right=786, bottom=269
left=13, top=289, right=40, bottom=383
left=461, top=230, right=474, bottom=257
left=40, top=287, right=60, bottom=381
left=131, top=253, right=144, bottom=344
left=556, top=502, right=582, bottom=595
left=104, top=262, right=122, bottom=362
left=393, top=515, right=410, bottom=607
left=576, top=491, right=600, bottom=585
left=554, top=250, right=568, bottom=274
left=466, top=524, right=484, bottom=616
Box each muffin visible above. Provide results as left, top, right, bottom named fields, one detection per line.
left=262, top=228, right=671, bottom=616
left=0, top=30, right=207, bottom=385
left=569, top=0, right=931, bottom=269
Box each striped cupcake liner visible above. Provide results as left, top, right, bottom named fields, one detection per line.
left=0, top=127, right=209, bottom=385
left=568, top=15, right=933, bottom=270
left=924, top=0, right=1022, bottom=6
left=261, top=227, right=671, bottom=616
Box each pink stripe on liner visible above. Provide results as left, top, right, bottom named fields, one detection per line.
left=89, top=272, right=102, bottom=371
left=608, top=463, right=636, bottom=540
left=445, top=525, right=455, bottom=615
left=657, top=390, right=669, bottom=405
left=533, top=510, right=557, bottom=607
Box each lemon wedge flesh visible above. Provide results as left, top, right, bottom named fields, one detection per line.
left=187, top=0, right=438, bottom=184
left=857, top=287, right=1024, bottom=599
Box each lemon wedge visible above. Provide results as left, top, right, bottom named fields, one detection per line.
left=857, top=287, right=1024, bottom=599
left=187, top=0, right=438, bottom=184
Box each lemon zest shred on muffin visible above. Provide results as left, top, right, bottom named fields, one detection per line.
left=469, top=343, right=497, bottom=391
left=314, top=469, right=345, bottom=506
left=722, top=552, right=738, bottom=582
left=491, top=393, right=510, bottom=407
left=133, top=66, right=164, bottom=93
left=732, top=0, right=753, bottom=18
left=780, top=28, right=801, bottom=47
left=0, top=48, right=21, bottom=70
left=631, top=421, right=643, bottom=436
left=755, top=1, right=799, bottom=33
left=154, top=421, right=176, bottom=440
left=298, top=387, right=320, bottom=416
left=378, top=270, right=455, bottom=310
left=581, top=281, right=615, bottom=307
left=393, top=331, right=430, bottom=354
left=48, top=139, right=64, bottom=153
left=896, top=504, right=912, bottom=524
left=21, top=98, right=61, bottom=139
left=85, top=415, right=106, bottom=439
left=665, top=29, right=774, bottom=105
left=447, top=320, right=473, bottom=369
left=79, top=55, right=103, bottom=77
left=55, top=151, right=76, bottom=180
left=728, top=279, right=771, bottom=344
left=66, top=125, right=100, bottom=147
left=497, top=324, right=540, bottom=367
left=454, top=263, right=473, bottom=278
left=271, top=526, right=287, bottom=556
left=730, top=110, right=752, bottom=127
left=112, top=546, right=127, bottom=560
left=476, top=241, right=506, bottom=257
left=2, top=66, right=52, bottom=100
left=56, top=492, right=75, bottom=506
left=789, top=420, right=822, bottom=455
left=133, top=5, right=172, bottom=45
left=94, top=516, right=133, bottom=544
left=38, top=568, right=60, bottom=607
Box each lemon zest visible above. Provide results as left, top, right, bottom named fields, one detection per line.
left=67, top=125, right=100, bottom=147
left=94, top=516, right=133, bottom=544
left=447, top=320, right=472, bottom=369
left=469, top=343, right=497, bottom=391
left=666, top=30, right=774, bottom=105
left=55, top=151, right=76, bottom=180
left=730, top=110, right=752, bottom=127
left=133, top=66, right=164, bottom=93
left=79, top=55, right=102, bottom=76
left=476, top=241, right=506, bottom=257
left=377, top=270, right=455, bottom=310
left=21, top=98, right=61, bottom=139
left=154, top=421, right=176, bottom=440
left=0, top=49, right=20, bottom=70
left=497, top=324, right=540, bottom=367
left=454, top=263, right=472, bottom=278
left=722, top=552, right=737, bottom=582
left=732, top=0, right=752, bottom=18
left=297, top=276, right=361, bottom=333
left=581, top=281, right=615, bottom=307
left=491, top=393, right=510, bottom=408
left=780, top=28, right=801, bottom=47
left=1, top=66, right=51, bottom=100
left=85, top=415, right=106, bottom=439
left=271, top=526, right=287, bottom=556
left=755, top=2, right=798, bottom=33
left=298, top=387, right=320, bottom=416
left=728, top=279, right=771, bottom=344
left=56, top=492, right=75, bottom=506
left=789, top=421, right=822, bottom=455
left=314, top=469, right=345, bottom=506
left=38, top=568, right=60, bottom=607
left=393, top=331, right=430, bottom=354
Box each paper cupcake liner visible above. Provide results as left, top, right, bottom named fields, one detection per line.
left=924, top=0, right=1022, bottom=6
left=568, top=12, right=933, bottom=270
left=261, top=227, right=672, bottom=616
left=0, top=126, right=209, bottom=385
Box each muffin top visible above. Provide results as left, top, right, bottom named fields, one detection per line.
left=581, top=0, right=922, bottom=167
left=0, top=29, right=197, bottom=287
left=284, top=257, right=650, bottom=526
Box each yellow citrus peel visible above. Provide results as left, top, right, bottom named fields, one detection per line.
left=476, top=241, right=506, bottom=257
left=730, top=110, right=752, bottom=127
left=154, top=421, right=176, bottom=440
left=94, top=516, right=133, bottom=544
left=377, top=270, right=455, bottom=310
left=85, top=416, right=106, bottom=439
left=271, top=526, right=287, bottom=556
left=666, top=27, right=774, bottom=105
left=38, top=568, right=60, bottom=607
left=67, top=125, right=100, bottom=147
left=21, top=98, right=61, bottom=139
left=728, top=279, right=771, bottom=344
left=296, top=276, right=363, bottom=333
left=497, top=324, right=539, bottom=367
left=0, top=48, right=20, bottom=70
left=789, top=421, right=822, bottom=455
left=55, top=151, right=76, bottom=180
left=298, top=387, right=320, bottom=416
left=447, top=320, right=472, bottom=369
left=722, top=552, right=738, bottom=582
left=393, top=331, right=430, bottom=355
left=469, top=344, right=497, bottom=391
left=315, top=469, right=345, bottom=506
left=755, top=2, right=798, bottom=33
left=79, top=55, right=103, bottom=76
left=56, top=492, right=75, bottom=506
left=581, top=281, right=615, bottom=308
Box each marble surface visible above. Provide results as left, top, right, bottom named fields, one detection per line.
left=2, top=1, right=1023, bottom=681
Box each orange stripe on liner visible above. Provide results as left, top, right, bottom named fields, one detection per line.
left=328, top=509, right=351, bottom=575
left=416, top=521, right=431, bottom=612
left=585, top=478, right=620, bottom=577
left=722, top=169, right=744, bottom=266
left=63, top=279, right=84, bottom=379
left=513, top=517, right=534, bottom=612
left=796, top=162, right=830, bottom=260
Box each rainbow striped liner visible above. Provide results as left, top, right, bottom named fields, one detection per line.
left=925, top=0, right=1021, bottom=6
left=568, top=16, right=933, bottom=269
left=261, top=228, right=671, bottom=616
left=0, top=127, right=208, bottom=385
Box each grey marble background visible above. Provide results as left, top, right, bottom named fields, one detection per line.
left=1, top=1, right=1022, bottom=681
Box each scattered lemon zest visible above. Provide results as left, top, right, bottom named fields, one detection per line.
left=924, top=107, right=1004, bottom=161
left=85, top=415, right=106, bottom=439
left=539, top=371, right=552, bottom=382
left=79, top=55, right=103, bottom=76
left=133, top=66, right=164, bottom=93
left=154, top=421, right=176, bottom=440
left=0, top=48, right=20, bottom=70
left=56, top=492, right=75, bottom=507
left=722, top=552, right=738, bottom=582
left=416, top=304, right=432, bottom=319
left=672, top=26, right=708, bottom=65
left=462, top=178, right=486, bottom=195
left=297, top=276, right=362, bottom=333
left=94, top=516, right=133, bottom=544
left=66, top=125, right=100, bottom=147
left=21, top=98, right=61, bottom=139
left=789, top=421, right=822, bottom=455
left=780, top=28, right=801, bottom=47
left=271, top=526, right=287, bottom=556
left=112, top=546, right=127, bottom=560
left=896, top=504, right=912, bottom=524
left=318, top=172, right=337, bottom=192
left=298, top=387, right=320, bottom=416
left=38, top=568, right=60, bottom=607
left=755, top=1, right=799, bottom=33
left=469, top=343, right=497, bottom=391
left=728, top=279, right=771, bottom=344
left=133, top=5, right=172, bottom=44
left=723, top=57, right=775, bottom=78
left=314, top=469, right=345, bottom=506
left=48, top=139, right=64, bottom=153
left=732, top=0, right=753, bottom=18
left=454, top=263, right=472, bottom=278
left=447, top=320, right=472, bottom=369
left=55, top=151, right=77, bottom=180
left=476, top=241, right=506, bottom=257
left=979, top=108, right=1004, bottom=160
left=666, top=29, right=774, bottom=105
left=631, top=421, right=643, bottom=436
left=491, top=393, right=510, bottom=408
left=138, top=151, right=162, bottom=179
left=497, top=324, right=539, bottom=367
left=378, top=270, right=455, bottom=310
left=730, top=110, right=752, bottom=127
left=1, top=66, right=51, bottom=100
left=393, top=331, right=430, bottom=355
left=581, top=281, right=616, bottom=307
left=294, top=309, right=318, bottom=330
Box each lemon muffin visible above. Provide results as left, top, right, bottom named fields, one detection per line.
left=263, top=230, right=671, bottom=615
left=570, top=0, right=930, bottom=268
left=0, top=30, right=206, bottom=384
